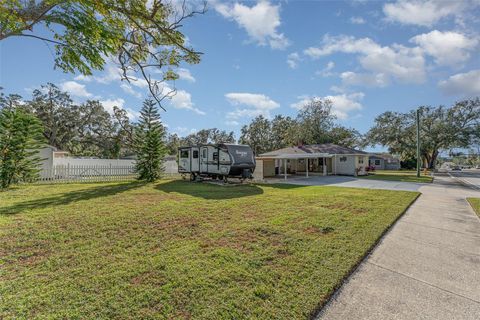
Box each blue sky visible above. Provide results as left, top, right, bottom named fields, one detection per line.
left=1, top=0, right=479, bottom=143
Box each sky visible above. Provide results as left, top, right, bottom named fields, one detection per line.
left=1, top=0, right=480, bottom=145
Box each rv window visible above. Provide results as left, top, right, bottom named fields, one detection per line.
left=193, top=150, right=199, bottom=159
left=180, top=150, right=189, bottom=158
left=202, top=149, right=207, bottom=158
left=358, top=158, right=364, bottom=164
left=213, top=152, right=218, bottom=161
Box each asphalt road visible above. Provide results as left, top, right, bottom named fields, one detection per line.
left=447, top=169, right=480, bottom=190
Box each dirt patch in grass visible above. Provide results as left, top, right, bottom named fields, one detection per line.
left=0, top=181, right=418, bottom=319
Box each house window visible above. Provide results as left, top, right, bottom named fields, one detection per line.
left=192, top=150, right=199, bottom=159
left=339, top=156, right=347, bottom=162
left=180, top=150, right=189, bottom=158
left=374, top=159, right=381, bottom=166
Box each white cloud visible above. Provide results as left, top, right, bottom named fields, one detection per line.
left=173, top=126, right=197, bottom=136
left=177, top=68, right=196, bottom=82
left=383, top=0, right=468, bottom=27
left=340, top=71, right=390, bottom=87
left=59, top=81, right=93, bottom=98
left=168, top=89, right=205, bottom=115
left=100, top=98, right=125, bottom=113
left=225, top=92, right=280, bottom=121
left=350, top=16, right=365, bottom=24
left=316, top=61, right=335, bottom=77
left=304, top=35, right=380, bottom=58
left=438, top=69, right=480, bottom=96
left=120, top=83, right=142, bottom=98
left=304, top=35, right=426, bottom=85
left=215, top=1, right=290, bottom=49
left=291, top=93, right=364, bottom=120
left=410, top=30, right=478, bottom=66
left=100, top=98, right=140, bottom=120
left=287, top=52, right=301, bottom=69
left=74, top=62, right=122, bottom=84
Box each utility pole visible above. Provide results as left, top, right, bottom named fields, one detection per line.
left=416, top=109, right=421, bottom=178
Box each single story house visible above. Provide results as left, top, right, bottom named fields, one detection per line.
left=369, top=153, right=401, bottom=170
left=254, top=143, right=369, bottom=180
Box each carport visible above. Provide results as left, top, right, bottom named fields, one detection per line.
left=257, top=153, right=332, bottom=180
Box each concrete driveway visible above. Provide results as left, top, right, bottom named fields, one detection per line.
left=316, top=174, right=480, bottom=320
left=265, top=175, right=424, bottom=191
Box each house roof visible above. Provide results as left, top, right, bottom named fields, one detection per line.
left=369, top=153, right=400, bottom=161
left=259, top=143, right=368, bottom=158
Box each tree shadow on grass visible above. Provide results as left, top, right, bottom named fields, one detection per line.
left=258, top=183, right=307, bottom=190
left=0, top=181, right=146, bottom=215
left=155, top=180, right=264, bottom=200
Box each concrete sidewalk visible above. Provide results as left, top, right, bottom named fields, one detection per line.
left=317, top=175, right=480, bottom=320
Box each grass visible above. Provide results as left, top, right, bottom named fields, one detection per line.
left=0, top=180, right=418, bottom=319
left=467, top=198, right=480, bottom=217
left=359, top=170, right=433, bottom=183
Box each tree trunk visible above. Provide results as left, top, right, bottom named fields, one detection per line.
left=429, top=150, right=439, bottom=169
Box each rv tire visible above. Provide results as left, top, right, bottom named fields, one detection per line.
left=190, top=173, right=196, bottom=181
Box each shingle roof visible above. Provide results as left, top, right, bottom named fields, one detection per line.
left=259, top=143, right=368, bottom=157
left=370, top=153, right=400, bottom=161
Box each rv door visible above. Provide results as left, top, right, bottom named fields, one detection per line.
left=200, top=146, right=208, bottom=173
left=191, top=147, right=200, bottom=172
left=178, top=148, right=190, bottom=173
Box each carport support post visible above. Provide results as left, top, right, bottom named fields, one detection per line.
left=306, top=158, right=309, bottom=178
left=284, top=159, right=287, bottom=180
left=323, top=157, right=327, bottom=176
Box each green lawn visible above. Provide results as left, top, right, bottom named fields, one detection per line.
left=0, top=181, right=418, bottom=319
left=467, top=198, right=480, bottom=216
left=359, top=170, right=433, bottom=183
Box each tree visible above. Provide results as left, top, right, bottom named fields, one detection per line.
left=0, top=108, right=44, bottom=189
left=26, top=83, right=134, bottom=157
left=295, top=98, right=336, bottom=144
left=0, top=0, right=205, bottom=108
left=74, top=100, right=126, bottom=158
left=270, top=115, right=297, bottom=150
left=134, top=98, right=166, bottom=182
left=239, top=115, right=272, bottom=155
left=366, top=99, right=480, bottom=168
left=165, top=133, right=181, bottom=155
left=28, top=83, right=78, bottom=150
left=329, top=126, right=362, bottom=148
left=181, top=128, right=235, bottom=145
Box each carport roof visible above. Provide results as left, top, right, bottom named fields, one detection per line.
left=258, top=143, right=368, bottom=159
left=257, top=153, right=332, bottom=159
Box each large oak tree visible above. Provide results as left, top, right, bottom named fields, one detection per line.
left=366, top=98, right=480, bottom=168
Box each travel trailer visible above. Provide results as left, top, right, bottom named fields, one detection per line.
left=178, top=144, right=256, bottom=182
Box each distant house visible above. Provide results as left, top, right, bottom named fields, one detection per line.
left=369, top=153, right=401, bottom=170
left=255, top=143, right=369, bottom=180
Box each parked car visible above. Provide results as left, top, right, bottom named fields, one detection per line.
left=476, top=165, right=480, bottom=169
left=451, top=166, right=462, bottom=171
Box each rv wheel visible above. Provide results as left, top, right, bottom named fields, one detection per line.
left=223, top=176, right=228, bottom=183
left=190, top=173, right=196, bottom=181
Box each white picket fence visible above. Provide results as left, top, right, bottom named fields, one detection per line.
left=37, top=164, right=137, bottom=183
